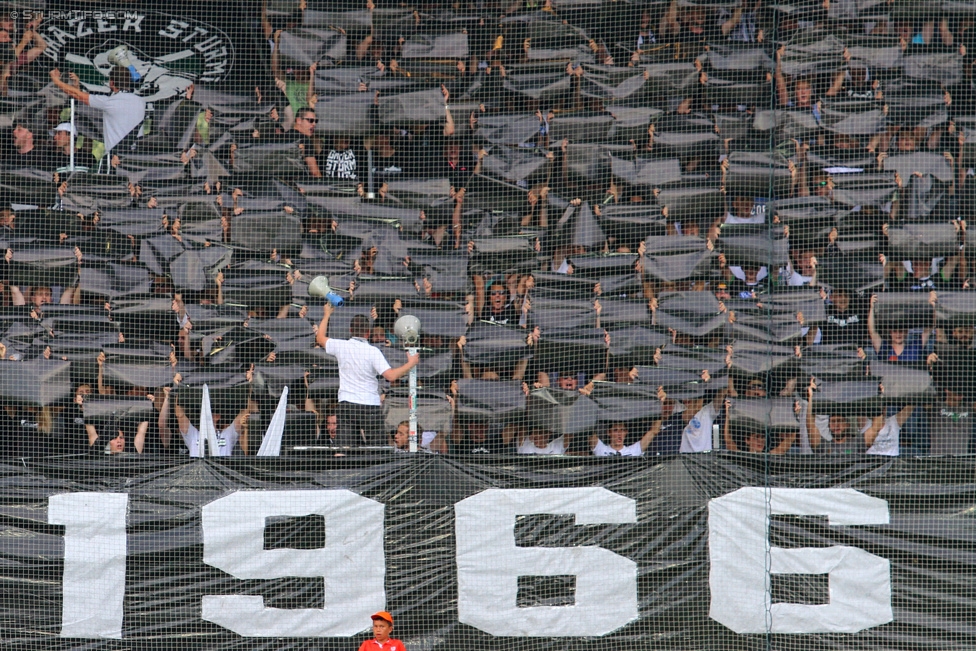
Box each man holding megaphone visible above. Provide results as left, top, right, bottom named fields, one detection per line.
left=316, top=301, right=420, bottom=446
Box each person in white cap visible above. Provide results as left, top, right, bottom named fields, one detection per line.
left=50, top=122, right=93, bottom=171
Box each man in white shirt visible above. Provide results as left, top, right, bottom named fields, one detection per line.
left=803, top=381, right=912, bottom=456
left=48, top=66, right=146, bottom=156
left=724, top=194, right=765, bottom=225
left=517, top=427, right=568, bottom=455
left=590, top=420, right=663, bottom=457
left=391, top=421, right=443, bottom=453
left=864, top=408, right=912, bottom=456
left=157, top=370, right=253, bottom=457
left=316, top=303, right=419, bottom=445
left=677, top=394, right=723, bottom=453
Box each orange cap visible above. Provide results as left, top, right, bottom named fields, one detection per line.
left=371, top=611, right=394, bottom=626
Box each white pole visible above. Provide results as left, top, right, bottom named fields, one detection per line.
left=407, top=347, right=418, bottom=453
left=69, top=98, right=76, bottom=172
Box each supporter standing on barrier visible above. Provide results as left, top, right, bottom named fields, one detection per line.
left=359, top=611, right=405, bottom=651
left=48, top=66, right=146, bottom=158
left=316, top=303, right=419, bottom=446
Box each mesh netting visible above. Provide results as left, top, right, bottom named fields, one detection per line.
left=0, top=0, right=972, bottom=648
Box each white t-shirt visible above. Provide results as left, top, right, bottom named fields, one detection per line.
left=89, top=91, right=147, bottom=153
left=724, top=211, right=764, bottom=225
left=552, top=258, right=571, bottom=274
left=325, top=337, right=392, bottom=406
left=519, top=435, right=566, bottom=455
left=787, top=269, right=814, bottom=286
left=865, top=415, right=900, bottom=456
left=679, top=403, right=718, bottom=453
left=183, top=423, right=239, bottom=457
left=796, top=400, right=829, bottom=454
left=593, top=439, right=643, bottom=457
left=729, top=266, right=769, bottom=284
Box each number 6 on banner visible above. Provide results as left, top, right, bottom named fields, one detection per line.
left=455, top=488, right=638, bottom=637
left=709, top=487, right=892, bottom=634
left=201, top=490, right=385, bottom=637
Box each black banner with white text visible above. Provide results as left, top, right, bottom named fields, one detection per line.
left=1, top=454, right=975, bottom=650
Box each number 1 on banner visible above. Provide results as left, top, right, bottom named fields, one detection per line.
left=48, top=493, right=128, bottom=639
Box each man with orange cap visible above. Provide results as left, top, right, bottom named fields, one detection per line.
left=358, top=611, right=406, bottom=651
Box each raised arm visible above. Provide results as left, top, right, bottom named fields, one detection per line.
left=805, top=382, right=822, bottom=449
left=261, top=0, right=273, bottom=40
left=894, top=403, right=914, bottom=428
left=538, top=187, right=548, bottom=228
left=452, top=187, right=465, bottom=249
left=96, top=352, right=109, bottom=395
left=921, top=291, right=938, bottom=348
left=939, top=16, right=954, bottom=46
left=862, top=414, right=885, bottom=448
left=49, top=69, right=90, bottom=105
left=14, top=20, right=46, bottom=58
left=166, top=374, right=190, bottom=436
left=638, top=418, right=663, bottom=451
left=720, top=6, right=743, bottom=36
left=727, top=374, right=738, bottom=397
left=303, top=369, right=318, bottom=417
left=958, top=133, right=967, bottom=193
left=9, top=278, right=24, bottom=305
left=173, top=397, right=190, bottom=436
left=158, top=386, right=172, bottom=449
left=771, top=431, right=796, bottom=454
left=134, top=420, right=149, bottom=454
left=867, top=293, right=883, bottom=353
left=351, top=0, right=375, bottom=58
left=232, top=368, right=255, bottom=432
left=660, top=0, right=680, bottom=36
left=442, top=86, right=455, bottom=137
left=722, top=398, right=738, bottom=451
left=710, top=383, right=728, bottom=411
left=181, top=324, right=196, bottom=362
left=508, top=423, right=528, bottom=448
left=316, top=302, right=333, bottom=348
left=474, top=147, right=486, bottom=175
left=560, top=138, right=571, bottom=190
left=215, top=271, right=224, bottom=305
left=271, top=29, right=284, bottom=79
left=775, top=45, right=790, bottom=107
left=456, top=336, right=473, bottom=379
left=60, top=247, right=83, bottom=303
left=307, top=62, right=317, bottom=104
left=826, top=69, right=846, bottom=97
left=85, top=424, right=99, bottom=448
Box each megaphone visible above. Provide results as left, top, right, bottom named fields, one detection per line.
left=308, top=276, right=344, bottom=307
left=394, top=315, right=421, bottom=346
left=107, top=45, right=141, bottom=82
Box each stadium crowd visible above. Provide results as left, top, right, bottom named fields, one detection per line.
left=0, top=0, right=974, bottom=457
